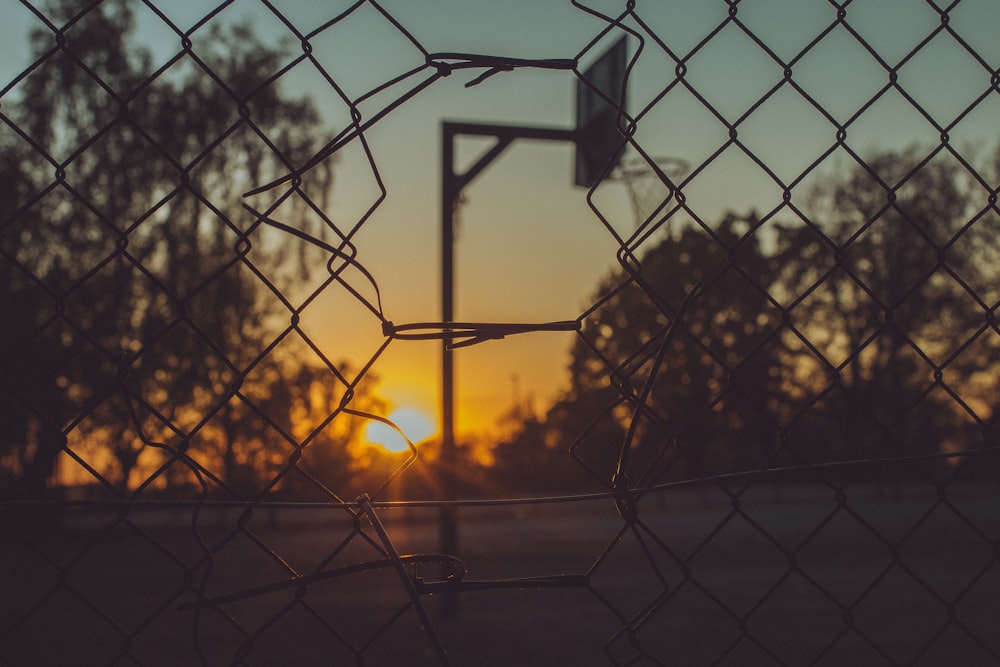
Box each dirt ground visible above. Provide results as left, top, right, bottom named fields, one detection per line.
left=3, top=481, right=999, bottom=666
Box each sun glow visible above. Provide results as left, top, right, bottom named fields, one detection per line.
left=365, top=407, right=437, bottom=453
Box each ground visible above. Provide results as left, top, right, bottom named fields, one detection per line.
left=2, top=481, right=998, bottom=665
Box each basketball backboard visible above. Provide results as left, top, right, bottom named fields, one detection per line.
left=575, top=36, right=628, bottom=187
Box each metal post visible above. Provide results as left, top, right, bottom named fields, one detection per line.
left=440, top=124, right=459, bottom=617
left=438, top=121, right=578, bottom=616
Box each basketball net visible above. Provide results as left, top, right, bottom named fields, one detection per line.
left=611, top=156, right=688, bottom=230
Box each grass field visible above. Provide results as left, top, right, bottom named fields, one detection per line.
left=3, top=481, right=999, bottom=665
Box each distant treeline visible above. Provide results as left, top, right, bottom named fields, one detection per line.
left=489, top=147, right=1000, bottom=496
left=2, top=2, right=998, bottom=505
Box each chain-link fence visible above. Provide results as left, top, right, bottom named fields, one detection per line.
left=2, top=1, right=999, bottom=665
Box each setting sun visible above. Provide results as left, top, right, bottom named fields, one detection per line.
left=365, top=407, right=437, bottom=453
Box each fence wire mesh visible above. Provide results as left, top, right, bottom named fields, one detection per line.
left=2, top=0, right=999, bottom=665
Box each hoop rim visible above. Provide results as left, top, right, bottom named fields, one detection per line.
left=607, top=155, right=688, bottom=182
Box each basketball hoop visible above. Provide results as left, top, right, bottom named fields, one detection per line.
left=609, top=155, right=688, bottom=229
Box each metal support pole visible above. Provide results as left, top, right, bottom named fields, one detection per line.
left=438, top=121, right=578, bottom=616
left=439, top=124, right=459, bottom=616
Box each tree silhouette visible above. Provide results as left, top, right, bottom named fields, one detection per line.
left=771, top=148, right=998, bottom=472
left=494, top=212, right=785, bottom=491
left=496, top=148, right=999, bottom=490
left=0, top=0, right=338, bottom=498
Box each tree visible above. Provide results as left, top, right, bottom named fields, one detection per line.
left=0, top=0, right=338, bottom=498
left=494, top=212, right=786, bottom=491
left=497, top=147, right=1000, bottom=490
left=771, top=148, right=998, bottom=472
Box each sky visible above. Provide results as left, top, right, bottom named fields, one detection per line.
left=2, top=0, right=998, bottom=445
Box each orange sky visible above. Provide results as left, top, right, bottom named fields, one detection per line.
left=260, top=1, right=998, bottom=445
left=7, top=1, right=996, bottom=447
